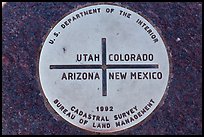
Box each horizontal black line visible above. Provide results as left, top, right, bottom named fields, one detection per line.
left=50, top=64, right=158, bottom=69
left=50, top=65, right=101, bottom=69
left=107, top=64, right=159, bottom=69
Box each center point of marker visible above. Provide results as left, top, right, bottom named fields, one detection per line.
left=102, top=65, right=107, bottom=70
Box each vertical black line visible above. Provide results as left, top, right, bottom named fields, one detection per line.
left=102, top=38, right=106, bottom=65
left=102, top=69, right=107, bottom=96
left=102, top=38, right=107, bottom=96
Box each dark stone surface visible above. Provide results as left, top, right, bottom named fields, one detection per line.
left=2, top=2, right=202, bottom=135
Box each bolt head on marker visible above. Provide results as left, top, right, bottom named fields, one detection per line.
left=39, top=4, right=170, bottom=133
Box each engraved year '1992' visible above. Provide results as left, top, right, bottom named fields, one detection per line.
left=96, top=106, right=114, bottom=112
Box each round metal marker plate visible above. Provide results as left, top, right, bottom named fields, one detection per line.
left=39, top=4, right=169, bottom=133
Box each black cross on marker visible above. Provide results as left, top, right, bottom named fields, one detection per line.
left=50, top=38, right=159, bottom=96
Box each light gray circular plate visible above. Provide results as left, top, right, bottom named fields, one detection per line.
left=39, top=4, right=169, bottom=133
